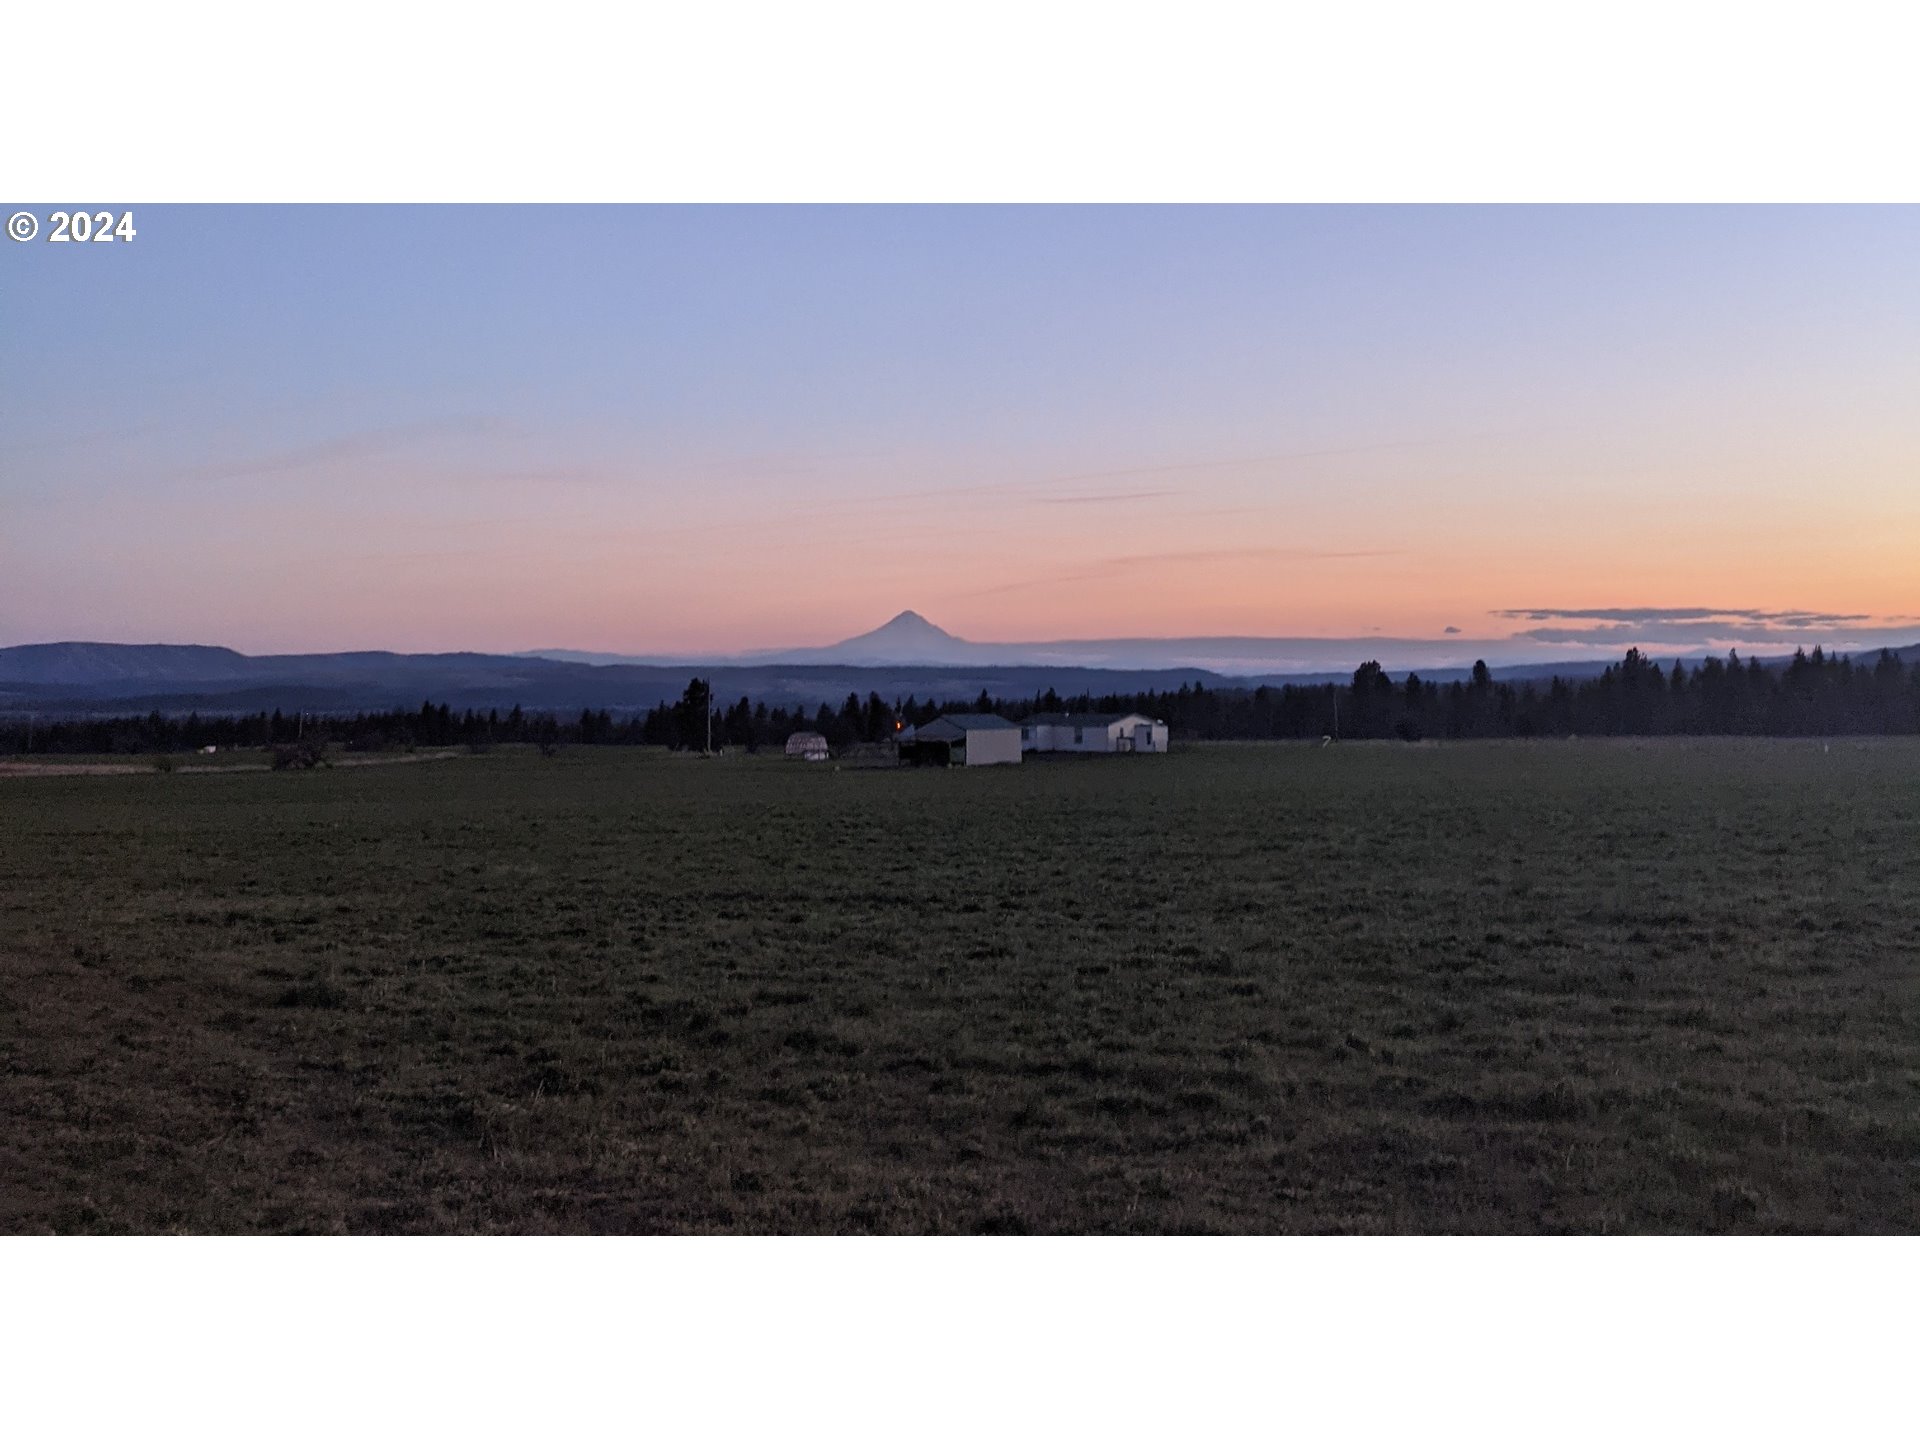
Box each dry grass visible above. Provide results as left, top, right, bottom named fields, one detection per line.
left=2, top=740, right=1915, bottom=1233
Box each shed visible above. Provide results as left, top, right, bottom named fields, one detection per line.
left=899, top=713, right=1022, bottom=766
left=784, top=731, right=830, bottom=760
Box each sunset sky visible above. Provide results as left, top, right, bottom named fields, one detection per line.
left=4, top=205, right=1916, bottom=665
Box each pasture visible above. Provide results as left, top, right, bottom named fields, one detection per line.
left=2, top=740, right=1915, bottom=1233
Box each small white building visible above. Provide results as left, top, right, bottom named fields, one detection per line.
left=905, top=713, right=1022, bottom=766
left=784, top=731, right=830, bottom=761
left=1021, top=712, right=1169, bottom=755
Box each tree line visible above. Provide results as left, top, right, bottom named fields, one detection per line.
left=3, top=647, right=1916, bottom=755
left=1143, top=647, right=1920, bottom=741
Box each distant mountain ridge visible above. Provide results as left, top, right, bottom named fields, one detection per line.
left=752, top=610, right=985, bottom=665
left=515, top=611, right=987, bottom=668
left=4, top=619, right=1914, bottom=718
left=530, top=610, right=1920, bottom=676
left=0, top=642, right=259, bottom=687
left=0, top=635, right=1222, bottom=716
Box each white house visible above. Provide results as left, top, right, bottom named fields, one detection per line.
left=1020, top=712, right=1169, bottom=755
left=905, top=713, right=1023, bottom=766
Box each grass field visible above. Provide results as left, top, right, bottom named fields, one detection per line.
left=2, top=740, right=1915, bottom=1233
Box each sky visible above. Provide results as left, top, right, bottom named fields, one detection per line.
left=3, top=205, right=1917, bottom=665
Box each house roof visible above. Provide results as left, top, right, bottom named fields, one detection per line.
left=915, top=713, right=1019, bottom=738
left=1024, top=712, right=1159, bottom=727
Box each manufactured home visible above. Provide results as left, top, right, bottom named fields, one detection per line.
left=1021, top=712, right=1169, bottom=755
left=900, top=713, right=1022, bottom=766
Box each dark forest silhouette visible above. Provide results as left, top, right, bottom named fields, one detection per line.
left=5, top=647, right=1916, bottom=755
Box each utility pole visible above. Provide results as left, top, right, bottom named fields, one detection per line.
left=705, top=678, right=712, bottom=756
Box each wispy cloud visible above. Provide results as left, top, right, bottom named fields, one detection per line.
left=817, top=431, right=1506, bottom=517
left=1040, top=432, right=1507, bottom=489
left=171, top=417, right=507, bottom=484
left=1033, top=490, right=1175, bottom=506
left=958, top=546, right=1399, bottom=599
left=0, top=421, right=164, bottom=462
left=445, top=466, right=611, bottom=489
left=1497, top=605, right=1920, bottom=651
left=1494, top=606, right=1872, bottom=626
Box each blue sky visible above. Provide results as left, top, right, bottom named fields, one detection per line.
left=4, top=205, right=1916, bottom=662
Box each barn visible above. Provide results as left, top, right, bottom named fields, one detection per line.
left=1021, top=712, right=1169, bottom=755
left=899, top=713, right=1022, bottom=766
left=784, top=731, right=830, bottom=760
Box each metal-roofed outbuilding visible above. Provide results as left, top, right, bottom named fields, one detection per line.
left=900, top=713, right=1022, bottom=767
